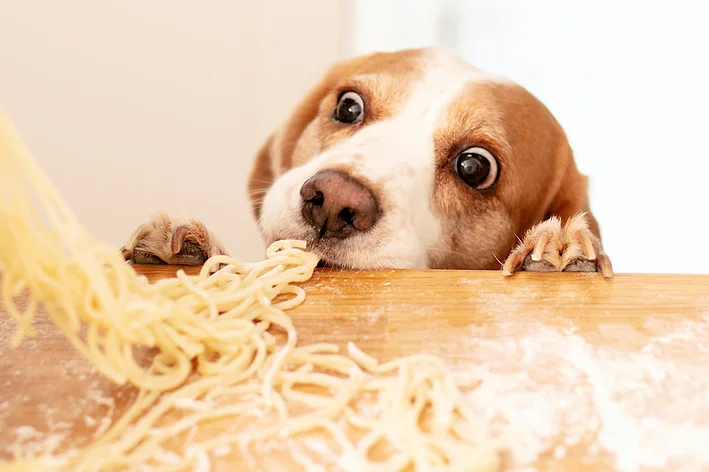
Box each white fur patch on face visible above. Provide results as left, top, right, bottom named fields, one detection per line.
left=259, top=50, right=508, bottom=269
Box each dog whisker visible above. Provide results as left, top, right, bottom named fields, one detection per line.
left=493, top=253, right=504, bottom=268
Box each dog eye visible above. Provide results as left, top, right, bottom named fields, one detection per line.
left=454, top=147, right=498, bottom=190
left=333, top=91, right=364, bottom=124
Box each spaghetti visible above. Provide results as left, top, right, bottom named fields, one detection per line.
left=0, top=113, right=498, bottom=471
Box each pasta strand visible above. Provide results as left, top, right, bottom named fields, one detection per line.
left=0, top=113, right=498, bottom=471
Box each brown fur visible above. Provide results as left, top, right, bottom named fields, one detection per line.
left=427, top=80, right=606, bottom=272
left=247, top=134, right=276, bottom=219
left=121, top=213, right=226, bottom=265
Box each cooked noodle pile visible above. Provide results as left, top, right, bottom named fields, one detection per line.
left=0, top=113, right=498, bottom=471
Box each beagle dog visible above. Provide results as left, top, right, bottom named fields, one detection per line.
left=121, top=48, right=612, bottom=277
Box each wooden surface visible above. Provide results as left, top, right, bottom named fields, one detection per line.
left=2, top=267, right=709, bottom=471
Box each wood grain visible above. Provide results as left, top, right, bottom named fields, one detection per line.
left=2, top=267, right=709, bottom=471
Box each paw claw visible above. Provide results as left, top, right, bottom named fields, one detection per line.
left=531, top=232, right=550, bottom=262
left=502, top=250, right=525, bottom=276
left=502, top=213, right=612, bottom=277
left=121, top=214, right=227, bottom=266
left=578, top=230, right=597, bottom=261
left=598, top=254, right=613, bottom=278
left=171, top=226, right=189, bottom=255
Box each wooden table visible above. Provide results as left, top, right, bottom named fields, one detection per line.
left=2, top=268, right=709, bottom=471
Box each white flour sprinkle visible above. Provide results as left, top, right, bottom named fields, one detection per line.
left=465, top=314, right=709, bottom=471
left=14, top=425, right=38, bottom=441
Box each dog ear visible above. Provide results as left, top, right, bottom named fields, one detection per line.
left=245, top=78, right=329, bottom=221
left=246, top=55, right=376, bottom=221
left=247, top=133, right=276, bottom=221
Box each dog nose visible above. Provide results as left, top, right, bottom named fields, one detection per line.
left=300, top=170, right=379, bottom=239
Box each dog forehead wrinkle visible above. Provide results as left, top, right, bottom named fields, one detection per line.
left=354, top=56, right=486, bottom=173
left=401, top=53, right=488, bottom=113
left=347, top=52, right=502, bottom=164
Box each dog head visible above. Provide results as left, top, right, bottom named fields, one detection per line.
left=248, top=48, right=590, bottom=269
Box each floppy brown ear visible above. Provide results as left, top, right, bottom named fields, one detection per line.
left=245, top=75, right=329, bottom=222
left=245, top=85, right=325, bottom=222
left=247, top=134, right=276, bottom=221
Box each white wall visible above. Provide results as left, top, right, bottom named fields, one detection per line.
left=352, top=0, right=709, bottom=274
left=3, top=1, right=706, bottom=273
left=0, top=0, right=350, bottom=261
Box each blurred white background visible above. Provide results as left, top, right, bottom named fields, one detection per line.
left=0, top=0, right=350, bottom=263
left=1, top=0, right=707, bottom=273
left=351, top=0, right=709, bottom=274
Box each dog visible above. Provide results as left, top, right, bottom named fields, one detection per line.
left=121, top=48, right=612, bottom=277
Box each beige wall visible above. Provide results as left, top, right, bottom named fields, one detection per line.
left=0, top=0, right=351, bottom=261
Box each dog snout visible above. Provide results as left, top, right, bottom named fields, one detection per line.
left=299, top=170, right=379, bottom=239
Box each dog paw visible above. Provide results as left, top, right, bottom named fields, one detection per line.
left=120, top=213, right=227, bottom=265
left=502, top=213, right=613, bottom=278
